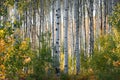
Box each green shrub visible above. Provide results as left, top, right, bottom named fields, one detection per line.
left=0, top=21, right=33, bottom=79
left=89, top=32, right=120, bottom=80
left=109, top=3, right=120, bottom=31
left=28, top=32, right=53, bottom=80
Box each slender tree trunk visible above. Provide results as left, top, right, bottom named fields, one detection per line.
left=69, top=0, right=75, bottom=73
left=79, top=0, right=82, bottom=53
left=95, top=0, right=100, bottom=51
left=100, top=0, right=103, bottom=35
left=14, top=0, right=20, bottom=42
left=83, top=0, right=87, bottom=58
left=52, top=0, right=55, bottom=66
left=64, top=0, right=68, bottom=74
left=14, top=0, right=19, bottom=22
left=23, top=12, right=26, bottom=39
left=89, top=0, right=94, bottom=55
left=85, top=0, right=90, bottom=56
left=74, top=0, right=80, bottom=75
left=29, top=2, right=32, bottom=47
left=55, top=0, right=61, bottom=76
left=25, top=9, right=28, bottom=38
left=104, top=0, right=106, bottom=34
left=32, top=0, right=36, bottom=49
left=108, top=0, right=113, bottom=33
left=40, top=0, right=44, bottom=35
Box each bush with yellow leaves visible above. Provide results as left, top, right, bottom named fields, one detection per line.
left=0, top=65, right=5, bottom=80
left=0, top=29, right=7, bottom=80
left=0, top=21, right=33, bottom=79
left=89, top=28, right=120, bottom=80
left=4, top=37, right=33, bottom=79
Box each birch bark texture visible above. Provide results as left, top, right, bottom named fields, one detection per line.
left=83, top=0, right=87, bottom=58
left=89, top=0, right=94, bottom=55
left=32, top=0, right=36, bottom=49
left=64, top=0, right=68, bottom=74
left=74, top=0, right=80, bottom=75
left=55, top=0, right=61, bottom=76
left=100, top=0, right=103, bottom=35
left=104, top=0, right=107, bottom=34
left=51, top=0, right=55, bottom=67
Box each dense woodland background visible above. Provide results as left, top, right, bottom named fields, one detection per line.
left=0, top=0, right=120, bottom=80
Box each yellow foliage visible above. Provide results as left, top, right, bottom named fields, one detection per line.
left=113, top=28, right=120, bottom=41
left=0, top=74, right=5, bottom=80
left=0, top=65, right=5, bottom=70
left=20, top=41, right=27, bottom=50
left=0, top=65, right=5, bottom=80
left=7, top=37, right=14, bottom=44
left=23, top=57, right=31, bottom=64
left=104, top=55, right=110, bottom=59
left=0, top=29, right=17, bottom=79
left=20, top=38, right=29, bottom=50
left=60, top=53, right=64, bottom=71
left=4, top=21, right=11, bottom=27
left=113, top=61, right=120, bottom=67
left=0, top=39, right=7, bottom=79
left=0, top=39, right=6, bottom=53
left=88, top=68, right=94, bottom=73
left=112, top=28, right=120, bottom=53
left=0, top=30, right=5, bottom=38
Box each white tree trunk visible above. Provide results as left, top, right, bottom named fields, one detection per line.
left=55, top=0, right=60, bottom=76
left=83, top=0, right=87, bottom=58
left=52, top=0, right=55, bottom=66
left=104, top=0, right=107, bottom=34
left=95, top=0, right=100, bottom=51
left=108, top=0, right=113, bottom=33
left=89, top=0, right=94, bottom=55
left=32, top=0, right=36, bottom=49
left=100, top=0, right=103, bottom=35
left=69, top=0, right=75, bottom=73
left=74, top=0, right=80, bottom=75
left=64, top=0, right=68, bottom=74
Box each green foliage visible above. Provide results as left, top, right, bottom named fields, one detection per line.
left=27, top=32, right=53, bottom=80
left=0, top=0, right=119, bottom=80
left=109, top=3, right=120, bottom=31
left=0, top=20, right=33, bottom=79
left=4, top=38, right=32, bottom=79
left=0, top=1, right=7, bottom=16
left=89, top=30, right=120, bottom=80
left=60, top=73, right=70, bottom=80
